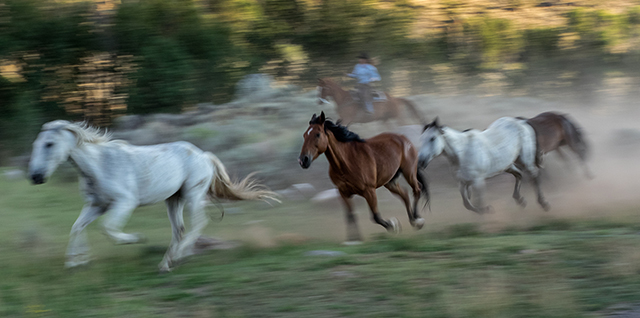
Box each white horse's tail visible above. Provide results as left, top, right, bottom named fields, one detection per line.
left=206, top=153, right=280, bottom=203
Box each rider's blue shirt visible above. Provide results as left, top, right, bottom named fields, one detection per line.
left=348, top=64, right=381, bottom=84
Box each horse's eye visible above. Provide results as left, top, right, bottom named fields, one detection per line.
left=429, top=137, right=435, bottom=142
left=45, top=142, right=54, bottom=148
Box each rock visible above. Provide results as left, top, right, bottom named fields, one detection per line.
left=4, top=169, right=24, bottom=180
left=9, top=155, right=30, bottom=169
left=311, top=189, right=341, bottom=204
left=113, top=115, right=145, bottom=130
left=235, top=74, right=276, bottom=99
left=612, top=129, right=640, bottom=147
left=193, top=236, right=241, bottom=254
left=278, top=183, right=316, bottom=201
left=304, top=250, right=347, bottom=257
left=276, top=233, right=310, bottom=245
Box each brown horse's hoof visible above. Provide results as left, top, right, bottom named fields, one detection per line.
left=388, top=217, right=401, bottom=234
left=540, top=201, right=551, bottom=212
left=412, top=218, right=425, bottom=230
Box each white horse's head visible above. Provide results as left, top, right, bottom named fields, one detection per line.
left=418, top=117, right=446, bottom=168
left=28, top=120, right=109, bottom=184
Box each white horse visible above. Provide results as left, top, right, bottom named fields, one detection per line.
left=418, top=117, right=549, bottom=213
left=27, top=120, right=278, bottom=272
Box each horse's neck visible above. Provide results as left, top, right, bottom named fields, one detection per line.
left=441, top=128, right=468, bottom=166
left=68, top=143, right=104, bottom=181
left=327, top=83, right=351, bottom=104
left=324, top=133, right=352, bottom=173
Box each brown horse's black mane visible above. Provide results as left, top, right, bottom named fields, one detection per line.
left=310, top=117, right=365, bottom=143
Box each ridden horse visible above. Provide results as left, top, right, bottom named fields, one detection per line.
left=28, top=120, right=278, bottom=272
left=298, top=111, right=429, bottom=243
left=518, top=112, right=592, bottom=179
left=418, top=117, right=549, bottom=213
left=317, top=78, right=426, bottom=126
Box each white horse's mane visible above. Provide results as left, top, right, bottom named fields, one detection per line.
left=42, top=120, right=112, bottom=145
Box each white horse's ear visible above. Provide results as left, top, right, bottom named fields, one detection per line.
left=433, top=117, right=441, bottom=128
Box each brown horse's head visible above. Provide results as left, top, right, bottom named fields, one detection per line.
left=317, top=78, right=332, bottom=105
left=299, top=111, right=329, bottom=169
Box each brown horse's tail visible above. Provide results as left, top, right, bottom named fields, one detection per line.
left=559, top=114, right=589, bottom=161
left=400, top=98, right=428, bottom=125
left=416, top=167, right=431, bottom=212
left=206, top=152, right=280, bottom=203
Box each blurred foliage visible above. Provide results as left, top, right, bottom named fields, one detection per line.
left=4, top=0, right=640, bottom=160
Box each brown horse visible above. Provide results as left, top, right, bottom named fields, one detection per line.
left=298, top=111, right=429, bottom=243
left=317, top=78, right=426, bottom=126
left=519, top=112, right=592, bottom=179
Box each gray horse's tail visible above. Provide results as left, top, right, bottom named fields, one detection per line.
left=559, top=114, right=589, bottom=161
left=206, top=153, right=280, bottom=203
left=400, top=98, right=428, bottom=125
left=416, top=167, right=431, bottom=212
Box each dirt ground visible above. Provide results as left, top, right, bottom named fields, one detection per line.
left=261, top=91, right=640, bottom=242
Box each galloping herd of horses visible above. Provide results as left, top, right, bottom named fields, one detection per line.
left=26, top=79, right=591, bottom=272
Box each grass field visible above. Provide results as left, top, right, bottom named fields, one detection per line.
left=2, top=169, right=640, bottom=318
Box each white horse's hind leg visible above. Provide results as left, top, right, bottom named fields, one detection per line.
left=159, top=195, right=186, bottom=273
left=506, top=165, right=526, bottom=207
left=174, top=187, right=209, bottom=262
left=102, top=199, right=144, bottom=244
left=66, top=203, right=105, bottom=268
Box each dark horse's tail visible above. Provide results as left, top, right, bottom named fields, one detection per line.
left=416, top=167, right=431, bottom=211
left=400, top=98, right=428, bottom=125
left=559, top=114, right=589, bottom=161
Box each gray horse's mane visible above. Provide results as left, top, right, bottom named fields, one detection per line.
left=43, top=120, right=112, bottom=145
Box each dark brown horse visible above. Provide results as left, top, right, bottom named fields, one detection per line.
left=520, top=111, right=592, bottom=179
left=317, top=78, right=426, bottom=126
left=298, top=111, right=429, bottom=243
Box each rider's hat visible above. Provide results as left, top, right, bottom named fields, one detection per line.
left=357, top=52, right=370, bottom=60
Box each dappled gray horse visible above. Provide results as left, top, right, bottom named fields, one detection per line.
left=28, top=120, right=278, bottom=272
left=418, top=117, right=549, bottom=213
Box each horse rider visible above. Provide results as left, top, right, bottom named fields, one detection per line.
left=346, top=53, right=380, bottom=114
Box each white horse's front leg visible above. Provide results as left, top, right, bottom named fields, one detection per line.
left=102, top=199, right=144, bottom=244
left=66, top=204, right=105, bottom=268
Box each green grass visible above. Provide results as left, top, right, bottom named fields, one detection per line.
left=2, top=170, right=640, bottom=317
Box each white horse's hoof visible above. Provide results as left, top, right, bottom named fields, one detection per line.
left=342, top=241, right=363, bottom=246
left=388, top=217, right=401, bottom=234
left=413, top=218, right=425, bottom=230
left=134, top=233, right=148, bottom=243
left=65, top=258, right=91, bottom=269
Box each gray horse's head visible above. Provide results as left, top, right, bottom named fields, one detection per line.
left=28, top=120, right=78, bottom=184
left=418, top=117, right=446, bottom=168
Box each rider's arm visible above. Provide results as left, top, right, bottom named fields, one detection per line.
left=347, top=65, right=359, bottom=78
left=369, top=66, right=381, bottom=82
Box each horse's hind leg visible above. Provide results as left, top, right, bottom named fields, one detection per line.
left=385, top=175, right=421, bottom=229
left=66, top=203, right=106, bottom=268
left=174, top=183, right=209, bottom=262
left=339, top=191, right=363, bottom=243
left=506, top=165, right=526, bottom=208
left=159, top=194, right=186, bottom=273
left=102, top=198, right=145, bottom=244
left=362, top=189, right=400, bottom=234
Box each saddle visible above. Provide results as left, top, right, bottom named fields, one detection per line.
left=349, top=89, right=387, bottom=102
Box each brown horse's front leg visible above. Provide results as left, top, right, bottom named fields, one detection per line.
left=362, top=189, right=400, bottom=234
left=339, top=191, right=362, bottom=243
